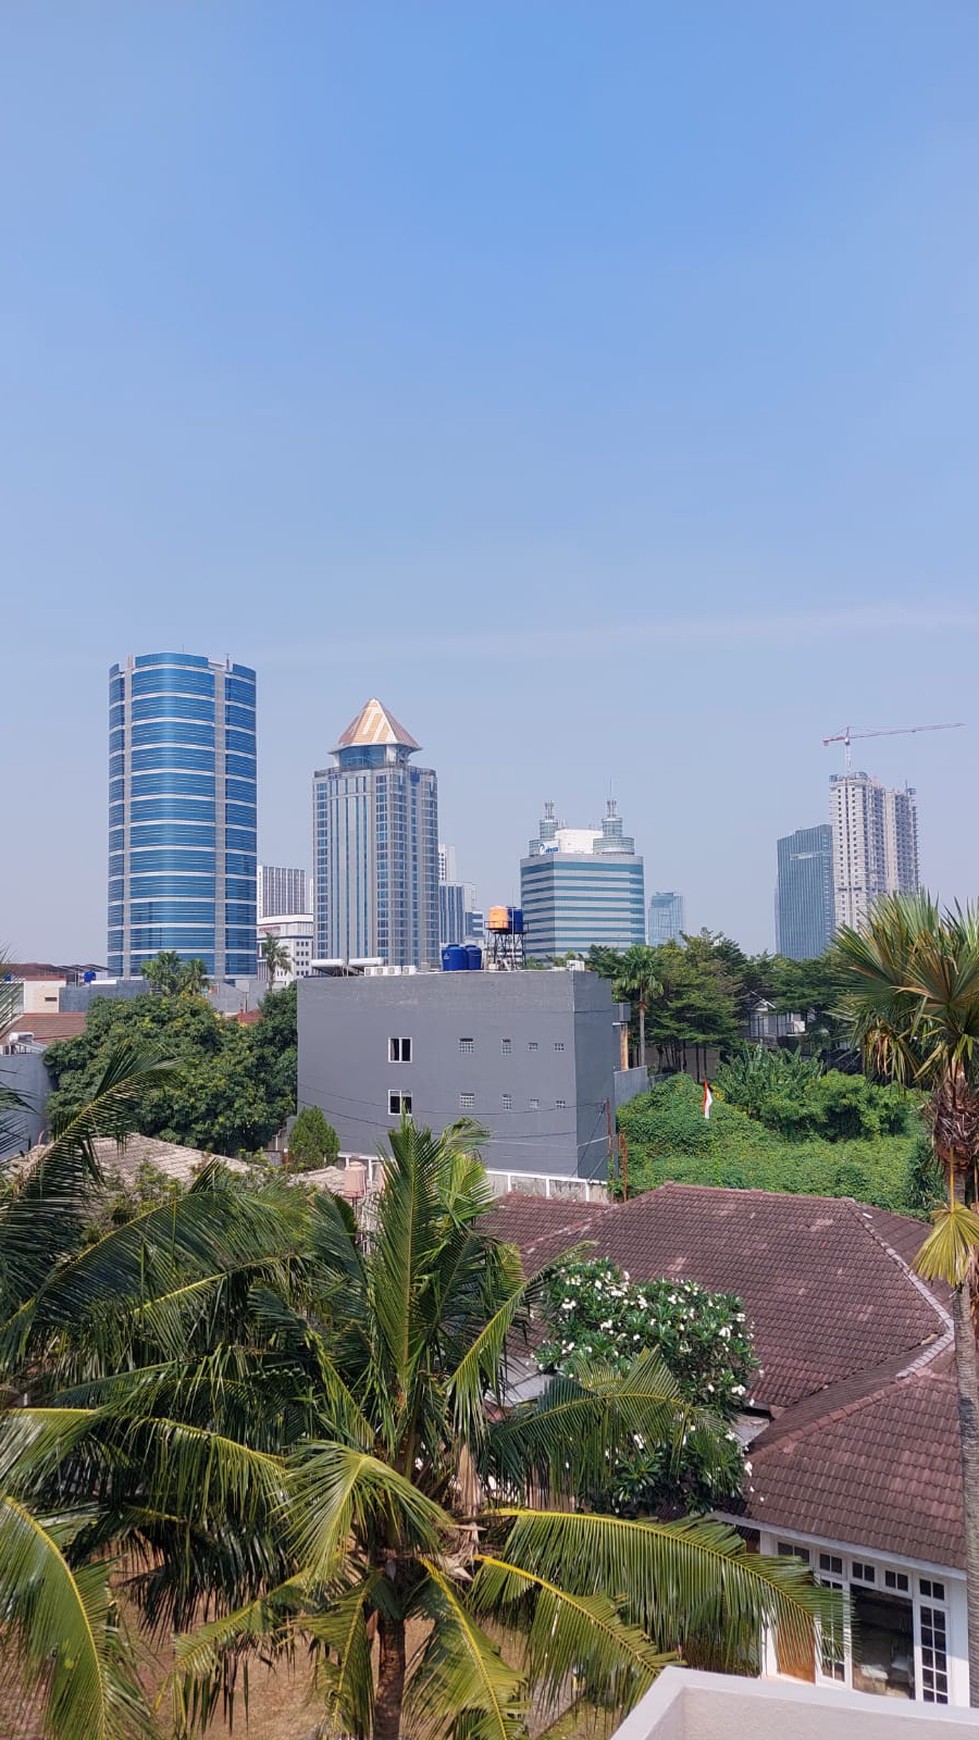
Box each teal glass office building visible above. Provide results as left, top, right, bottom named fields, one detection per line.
left=108, top=653, right=257, bottom=979
left=520, top=801, right=645, bottom=959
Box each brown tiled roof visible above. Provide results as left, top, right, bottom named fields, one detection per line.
left=484, top=1193, right=611, bottom=1264
left=492, top=1182, right=947, bottom=1413
left=1, top=1012, right=88, bottom=1043
left=747, top=1355, right=962, bottom=1567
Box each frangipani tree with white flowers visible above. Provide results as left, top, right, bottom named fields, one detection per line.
left=537, top=1258, right=756, bottom=1515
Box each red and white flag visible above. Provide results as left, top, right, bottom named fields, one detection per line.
left=702, top=1080, right=713, bottom=1120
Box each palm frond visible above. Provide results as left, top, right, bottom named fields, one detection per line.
left=170, top=1572, right=311, bottom=1736
left=914, top=1200, right=979, bottom=1285
left=408, top=1560, right=527, bottom=1740
left=491, top=1508, right=834, bottom=1666
left=290, top=1442, right=451, bottom=1578
left=472, top=1552, right=670, bottom=1723
left=302, top=1571, right=380, bottom=1740
left=0, top=1494, right=152, bottom=1740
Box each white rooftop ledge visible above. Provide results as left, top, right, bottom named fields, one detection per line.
left=613, top=1669, right=979, bottom=1740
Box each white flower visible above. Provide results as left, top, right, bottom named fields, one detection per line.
left=744, top=1460, right=753, bottom=1475
left=732, top=1384, right=746, bottom=1396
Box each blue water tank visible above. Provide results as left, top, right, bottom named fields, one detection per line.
left=508, top=907, right=524, bottom=934
left=465, top=945, right=483, bottom=971
left=442, top=945, right=469, bottom=972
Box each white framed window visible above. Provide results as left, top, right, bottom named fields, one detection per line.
left=459, top=1038, right=474, bottom=1055
left=773, top=1542, right=935, bottom=1704
left=388, top=1090, right=412, bottom=1116
left=389, top=1036, right=412, bottom=1063
left=459, top=1092, right=475, bottom=1111
left=529, top=1098, right=540, bottom=1111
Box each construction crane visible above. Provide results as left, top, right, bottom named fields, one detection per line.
left=823, top=721, right=965, bottom=772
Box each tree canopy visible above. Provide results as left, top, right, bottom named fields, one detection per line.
left=44, top=984, right=297, bottom=1155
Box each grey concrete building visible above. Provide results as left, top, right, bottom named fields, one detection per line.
left=298, top=968, right=640, bottom=1182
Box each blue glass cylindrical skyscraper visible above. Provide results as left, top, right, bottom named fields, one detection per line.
left=108, top=653, right=257, bottom=979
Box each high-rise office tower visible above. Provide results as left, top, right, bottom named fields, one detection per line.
left=438, top=881, right=466, bottom=948
left=521, top=799, right=645, bottom=959
left=108, top=653, right=257, bottom=979
left=647, top=891, right=685, bottom=945
left=313, top=699, right=439, bottom=968
left=775, top=825, right=834, bottom=959
left=257, top=865, right=310, bottom=920
left=830, top=773, right=919, bottom=932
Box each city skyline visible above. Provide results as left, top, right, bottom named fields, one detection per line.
left=3, top=5, right=978, bottom=959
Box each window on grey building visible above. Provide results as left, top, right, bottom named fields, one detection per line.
left=459, top=1038, right=474, bottom=1054
left=556, top=1099, right=567, bottom=1110
left=388, top=1090, right=412, bottom=1116
left=389, top=1037, right=412, bottom=1063
left=529, top=1098, right=540, bottom=1111
left=501, top=1038, right=512, bottom=1054
left=554, top=1041, right=564, bottom=1052
left=528, top=1041, right=538, bottom=1052
left=502, top=1094, right=512, bottom=1110
left=459, top=1092, right=475, bottom=1111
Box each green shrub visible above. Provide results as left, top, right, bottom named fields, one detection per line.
left=714, top=1045, right=910, bottom=1141
left=618, top=1074, right=926, bottom=1214
left=287, top=1105, right=340, bottom=1171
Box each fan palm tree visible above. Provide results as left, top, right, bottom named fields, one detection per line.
left=614, top=944, right=662, bottom=1070
left=157, top=1119, right=828, bottom=1739
left=836, top=892, right=979, bottom=1702
left=260, top=933, right=291, bottom=985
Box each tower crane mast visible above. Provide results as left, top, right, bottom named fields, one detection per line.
left=823, top=722, right=964, bottom=772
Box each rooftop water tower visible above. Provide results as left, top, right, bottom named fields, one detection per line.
left=485, top=905, right=525, bottom=969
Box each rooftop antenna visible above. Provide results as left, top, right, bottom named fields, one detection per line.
left=822, top=721, right=964, bottom=773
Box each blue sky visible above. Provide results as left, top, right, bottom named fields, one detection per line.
left=3, top=2, right=978, bottom=959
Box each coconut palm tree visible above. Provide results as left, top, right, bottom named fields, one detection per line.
left=0, top=1041, right=186, bottom=1738
left=836, top=892, right=979, bottom=1702
left=614, top=944, right=662, bottom=1070
left=260, top=932, right=291, bottom=985
left=161, top=1119, right=828, bottom=1739
left=179, top=957, right=210, bottom=997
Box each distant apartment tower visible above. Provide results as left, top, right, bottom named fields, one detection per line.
left=439, top=882, right=466, bottom=948
left=521, top=800, right=645, bottom=960
left=108, top=653, right=257, bottom=979
left=647, top=891, right=685, bottom=945
left=830, top=773, right=919, bottom=932
left=313, top=699, right=439, bottom=968
left=257, top=915, right=314, bottom=985
left=257, top=865, right=310, bottom=920
left=775, top=825, right=834, bottom=959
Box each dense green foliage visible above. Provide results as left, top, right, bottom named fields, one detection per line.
left=538, top=1258, right=754, bottom=1513
left=589, top=936, right=852, bottom=1066
left=716, top=1044, right=910, bottom=1141
left=0, top=1103, right=829, bottom=1740
left=44, top=983, right=297, bottom=1154
left=618, top=1074, right=929, bottom=1213
left=287, top=1103, right=340, bottom=1170
left=139, top=949, right=210, bottom=995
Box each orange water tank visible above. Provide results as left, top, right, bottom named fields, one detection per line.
left=487, top=905, right=511, bottom=932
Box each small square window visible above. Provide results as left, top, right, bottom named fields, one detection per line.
left=818, top=1554, right=843, bottom=1576
left=389, top=1036, right=412, bottom=1063
left=528, top=1041, right=538, bottom=1052
left=501, top=1038, right=512, bottom=1055
left=777, top=1542, right=810, bottom=1564
left=459, top=1092, right=475, bottom=1111
left=502, top=1093, right=512, bottom=1110
left=554, top=1041, right=565, bottom=1052
left=851, top=1562, right=875, bottom=1584
left=459, top=1038, right=474, bottom=1055
left=885, top=1570, right=910, bottom=1593
left=529, top=1098, right=540, bottom=1111
left=388, top=1091, right=412, bottom=1116
left=556, top=1099, right=567, bottom=1111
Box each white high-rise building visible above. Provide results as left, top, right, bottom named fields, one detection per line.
left=257, top=865, right=311, bottom=920
left=830, top=773, right=919, bottom=931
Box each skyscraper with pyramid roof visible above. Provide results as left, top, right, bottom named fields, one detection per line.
left=313, top=699, right=439, bottom=969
